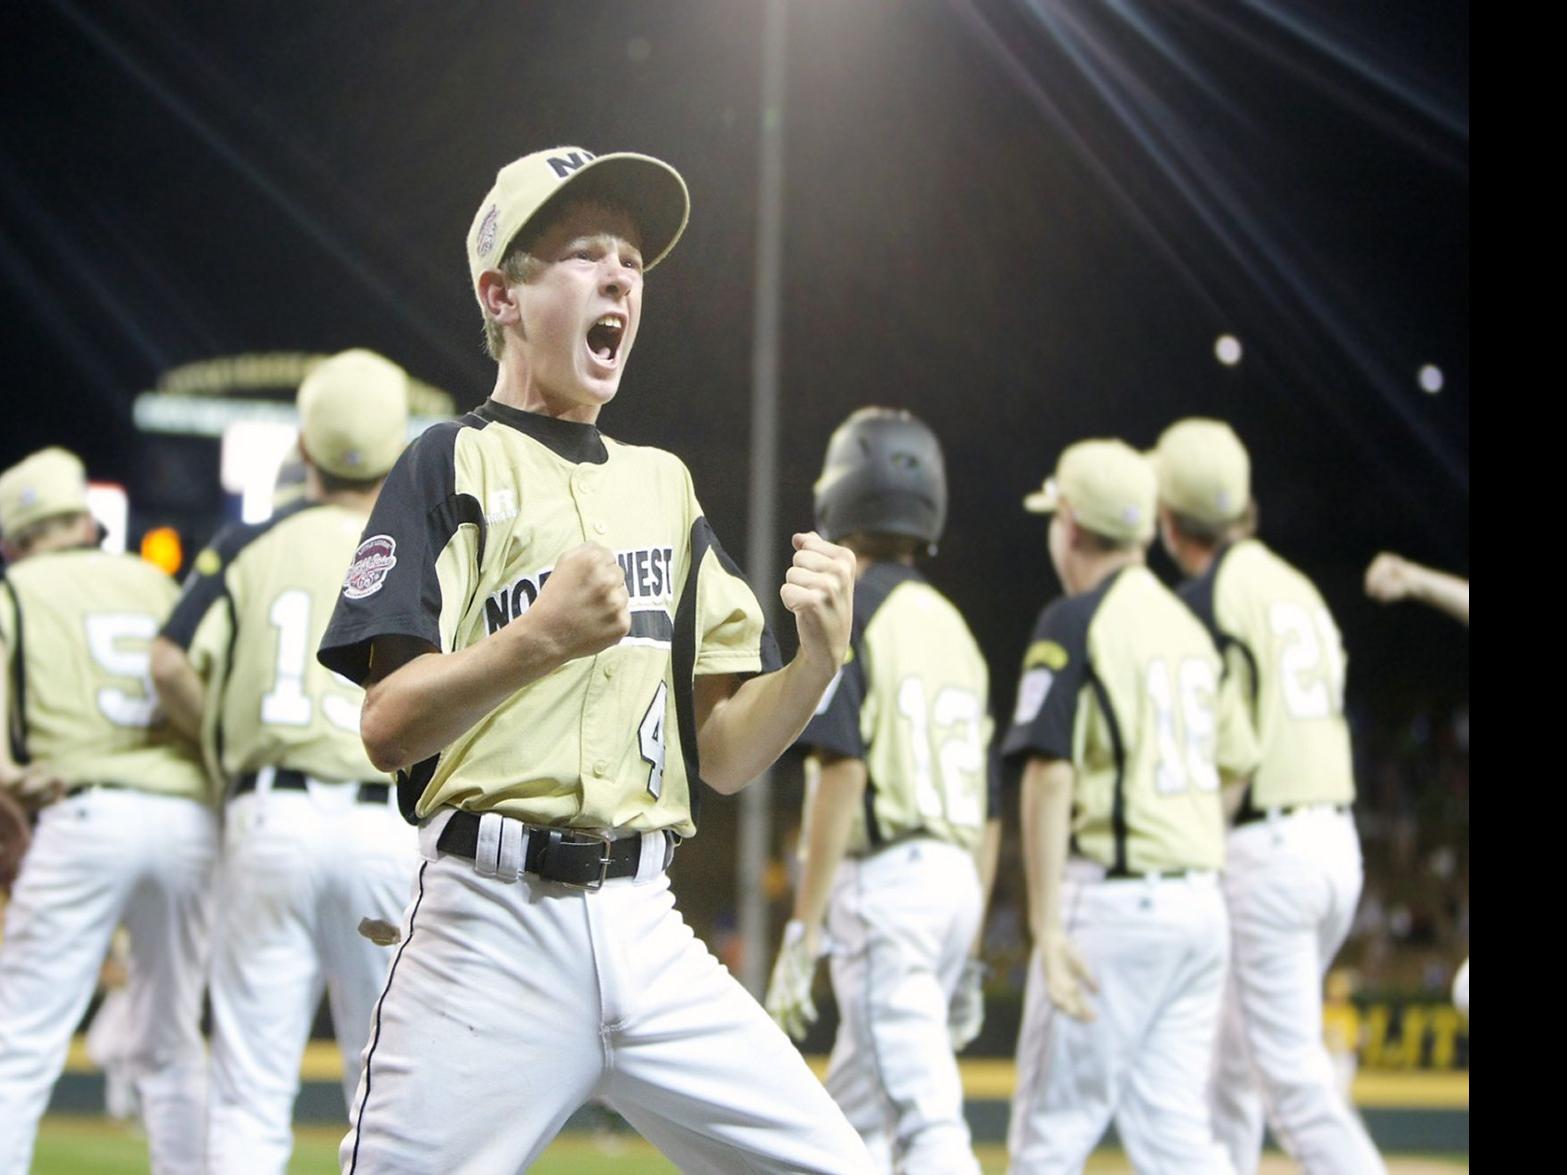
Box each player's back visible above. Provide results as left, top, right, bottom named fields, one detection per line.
left=1078, top=566, right=1237, bottom=873
left=181, top=502, right=377, bottom=784
left=1, top=549, right=205, bottom=798
left=852, top=564, right=990, bottom=853
left=1181, top=538, right=1354, bottom=810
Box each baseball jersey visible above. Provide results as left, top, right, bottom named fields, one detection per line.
left=0, top=549, right=207, bottom=799
left=1178, top=538, right=1355, bottom=812
left=160, top=501, right=384, bottom=788
left=799, top=563, right=992, bottom=855
left=317, top=398, right=779, bottom=836
left=1003, top=565, right=1257, bottom=875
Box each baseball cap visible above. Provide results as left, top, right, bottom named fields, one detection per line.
left=466, top=147, right=690, bottom=302
left=1023, top=439, right=1157, bottom=544
left=0, top=447, right=90, bottom=540
left=297, top=349, right=410, bottom=480
left=1150, top=418, right=1251, bottom=526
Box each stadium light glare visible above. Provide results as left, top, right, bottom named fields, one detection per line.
left=1215, top=334, right=1243, bottom=366
left=140, top=526, right=184, bottom=575
left=1419, top=364, right=1444, bottom=394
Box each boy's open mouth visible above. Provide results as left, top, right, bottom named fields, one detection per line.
left=586, top=314, right=626, bottom=364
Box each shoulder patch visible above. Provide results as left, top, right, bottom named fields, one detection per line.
left=343, top=535, right=398, bottom=600
left=1024, top=639, right=1070, bottom=671
left=194, top=548, right=222, bottom=576
left=1013, top=667, right=1055, bottom=724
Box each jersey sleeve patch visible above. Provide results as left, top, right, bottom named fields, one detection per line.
left=342, top=535, right=398, bottom=600
left=1002, top=594, right=1093, bottom=763
left=317, top=422, right=479, bottom=686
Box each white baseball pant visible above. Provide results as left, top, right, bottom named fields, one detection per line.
left=825, top=836, right=982, bottom=1174
left=1009, top=870, right=1233, bottom=1175
left=1210, top=806, right=1383, bottom=1175
left=0, top=787, right=217, bottom=1175
left=206, top=784, right=419, bottom=1175
left=340, top=810, right=875, bottom=1174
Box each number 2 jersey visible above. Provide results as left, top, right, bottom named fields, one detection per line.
left=160, top=501, right=382, bottom=788
left=1, top=549, right=207, bottom=799
left=316, top=399, right=779, bottom=837
left=1003, top=565, right=1258, bottom=875
left=798, top=563, right=993, bottom=856
left=1177, top=538, right=1355, bottom=813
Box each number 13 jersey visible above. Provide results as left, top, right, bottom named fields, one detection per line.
left=161, top=501, right=379, bottom=789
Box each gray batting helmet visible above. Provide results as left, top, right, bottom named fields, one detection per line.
left=813, top=407, right=948, bottom=548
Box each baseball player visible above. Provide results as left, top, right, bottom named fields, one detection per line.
left=1153, top=418, right=1384, bottom=1174
left=764, top=408, right=999, bottom=1174
left=0, top=447, right=217, bottom=1175
left=315, top=146, right=872, bottom=1173
left=1003, top=439, right=1256, bottom=1173
left=150, top=350, right=419, bottom=1174
left=1364, top=551, right=1468, bottom=1021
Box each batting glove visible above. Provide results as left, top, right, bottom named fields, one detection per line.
left=765, top=920, right=820, bottom=1042
left=948, top=958, right=988, bottom=1051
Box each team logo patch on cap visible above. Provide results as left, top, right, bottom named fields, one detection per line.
left=476, top=205, right=499, bottom=257
left=343, top=535, right=397, bottom=600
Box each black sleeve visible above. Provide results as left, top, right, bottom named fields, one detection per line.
left=798, top=641, right=868, bottom=759
left=1001, top=594, right=1093, bottom=763
left=1176, top=563, right=1222, bottom=647
left=159, top=515, right=281, bottom=649
left=317, top=422, right=484, bottom=686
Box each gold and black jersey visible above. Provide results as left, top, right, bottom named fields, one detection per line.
left=317, top=398, right=779, bottom=836
left=160, top=501, right=383, bottom=789
left=0, top=549, right=207, bottom=800
left=1003, top=566, right=1258, bottom=875
left=1179, top=539, right=1354, bottom=813
left=798, top=563, right=994, bottom=856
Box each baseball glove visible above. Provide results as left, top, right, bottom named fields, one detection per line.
left=0, top=788, right=30, bottom=891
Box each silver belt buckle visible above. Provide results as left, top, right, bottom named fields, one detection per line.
left=560, top=829, right=616, bottom=891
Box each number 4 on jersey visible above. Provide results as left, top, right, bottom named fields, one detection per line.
left=640, top=681, right=669, bottom=799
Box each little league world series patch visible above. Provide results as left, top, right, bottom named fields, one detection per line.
left=343, top=535, right=397, bottom=600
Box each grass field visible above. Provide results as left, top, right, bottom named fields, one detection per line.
left=34, top=1116, right=1468, bottom=1173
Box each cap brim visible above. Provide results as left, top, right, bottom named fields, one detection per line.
left=513, top=152, right=691, bottom=272
left=1023, top=481, right=1059, bottom=514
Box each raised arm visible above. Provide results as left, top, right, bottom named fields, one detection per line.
left=359, top=543, right=631, bottom=772
left=1365, top=552, right=1469, bottom=626
left=692, top=533, right=854, bottom=795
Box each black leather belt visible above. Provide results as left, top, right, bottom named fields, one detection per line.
left=234, top=768, right=390, bottom=805
left=436, top=810, right=674, bottom=889
left=1234, top=802, right=1348, bottom=828
left=65, top=782, right=134, bottom=798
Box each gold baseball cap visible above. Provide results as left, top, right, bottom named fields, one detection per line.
left=0, top=447, right=90, bottom=539
left=297, top=349, right=409, bottom=480
left=1024, top=439, right=1157, bottom=544
left=1151, top=418, right=1251, bottom=526
left=465, top=147, right=690, bottom=303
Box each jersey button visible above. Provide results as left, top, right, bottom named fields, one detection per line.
left=603, top=663, right=616, bottom=679
left=592, top=760, right=608, bottom=777
left=593, top=521, right=607, bottom=535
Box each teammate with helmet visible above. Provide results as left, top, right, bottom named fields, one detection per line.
left=1153, top=418, right=1384, bottom=1174
left=151, top=350, right=419, bottom=1174
left=315, top=147, right=871, bottom=1172
left=0, top=447, right=217, bottom=1175
left=1004, top=439, right=1255, bottom=1173
left=765, top=407, right=999, bottom=1174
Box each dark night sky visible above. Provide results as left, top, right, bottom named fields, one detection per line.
left=0, top=0, right=1468, bottom=723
